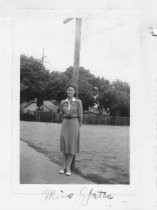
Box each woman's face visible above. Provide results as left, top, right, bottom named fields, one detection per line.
left=67, top=86, right=75, bottom=98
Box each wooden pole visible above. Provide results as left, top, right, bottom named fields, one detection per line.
left=71, top=18, right=82, bottom=170
left=41, top=48, right=45, bottom=66
left=63, top=18, right=82, bottom=170
left=73, top=18, right=82, bottom=98
left=63, top=18, right=74, bottom=24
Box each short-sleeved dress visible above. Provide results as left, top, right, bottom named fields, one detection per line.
left=60, top=98, right=83, bottom=155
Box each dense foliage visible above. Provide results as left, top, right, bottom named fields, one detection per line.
left=20, top=55, right=130, bottom=117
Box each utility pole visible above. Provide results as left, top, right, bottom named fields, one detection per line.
left=73, top=18, right=82, bottom=97
left=41, top=47, right=48, bottom=68
left=63, top=18, right=82, bottom=97
left=41, top=47, right=45, bottom=66
left=63, top=18, right=82, bottom=169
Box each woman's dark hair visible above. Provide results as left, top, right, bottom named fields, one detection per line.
left=65, top=84, right=76, bottom=91
left=65, top=84, right=76, bottom=97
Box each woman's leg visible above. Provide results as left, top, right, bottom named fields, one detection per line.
left=62, top=153, right=67, bottom=169
left=66, top=154, right=74, bottom=172
left=59, top=153, right=67, bottom=174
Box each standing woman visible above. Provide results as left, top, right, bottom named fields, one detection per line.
left=59, top=84, right=83, bottom=176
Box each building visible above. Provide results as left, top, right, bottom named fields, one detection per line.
left=21, top=99, right=58, bottom=114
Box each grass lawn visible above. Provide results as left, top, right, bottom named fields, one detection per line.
left=20, top=121, right=130, bottom=184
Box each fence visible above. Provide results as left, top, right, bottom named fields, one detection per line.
left=20, top=112, right=129, bottom=126
left=83, top=114, right=130, bottom=126
left=20, top=113, right=36, bottom=121
left=20, top=111, right=61, bottom=123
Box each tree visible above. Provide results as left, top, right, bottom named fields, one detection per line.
left=89, top=79, right=130, bottom=117
left=46, top=71, right=70, bottom=102
left=20, top=54, right=130, bottom=117
left=91, top=77, right=111, bottom=115
left=108, top=80, right=130, bottom=117
left=20, top=55, right=49, bottom=109
left=77, top=67, right=95, bottom=112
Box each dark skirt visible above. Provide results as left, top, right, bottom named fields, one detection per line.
left=60, top=118, right=80, bottom=155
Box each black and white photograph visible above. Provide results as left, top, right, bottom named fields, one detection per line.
left=18, top=11, right=133, bottom=185
left=0, top=2, right=157, bottom=210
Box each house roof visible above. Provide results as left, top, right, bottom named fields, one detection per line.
left=43, top=101, right=57, bottom=111
left=21, top=101, right=36, bottom=109
left=20, top=101, right=29, bottom=109
left=21, top=100, right=57, bottom=112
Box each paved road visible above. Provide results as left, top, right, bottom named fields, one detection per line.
left=20, top=141, right=94, bottom=184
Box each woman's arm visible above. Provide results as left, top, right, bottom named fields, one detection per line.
left=77, top=99, right=83, bottom=126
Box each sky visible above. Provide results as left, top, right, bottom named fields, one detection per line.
left=14, top=11, right=140, bottom=83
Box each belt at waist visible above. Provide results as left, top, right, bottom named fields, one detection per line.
left=63, top=116, right=78, bottom=119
